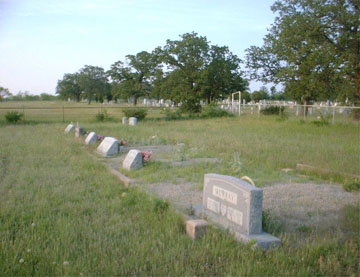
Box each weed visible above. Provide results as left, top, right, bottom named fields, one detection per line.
left=5, top=111, right=23, bottom=123
left=123, top=108, right=147, bottom=120
left=95, top=110, right=112, bottom=122
left=153, top=199, right=169, bottom=213
left=296, top=225, right=312, bottom=233
left=343, top=180, right=360, bottom=192
left=262, top=210, right=283, bottom=234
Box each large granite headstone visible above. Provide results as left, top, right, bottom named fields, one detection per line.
left=96, top=137, right=119, bottom=157
left=85, top=132, right=97, bottom=145
left=64, top=123, right=74, bottom=134
left=122, top=117, right=128, bottom=124
left=129, top=117, right=137, bottom=126
left=123, top=149, right=143, bottom=170
left=203, top=173, right=281, bottom=249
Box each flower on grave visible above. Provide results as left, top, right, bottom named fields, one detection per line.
left=141, top=151, right=152, bottom=163
left=120, top=140, right=128, bottom=146
left=97, top=135, right=105, bottom=141
left=31, top=222, right=35, bottom=227
left=19, top=258, right=24, bottom=264
left=63, top=261, right=69, bottom=266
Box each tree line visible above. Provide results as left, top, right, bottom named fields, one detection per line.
left=55, top=32, right=248, bottom=112
left=2, top=0, right=358, bottom=114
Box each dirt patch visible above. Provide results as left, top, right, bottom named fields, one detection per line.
left=263, top=183, right=359, bottom=232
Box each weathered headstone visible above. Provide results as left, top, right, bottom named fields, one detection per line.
left=64, top=123, right=74, bottom=134
left=129, top=117, right=137, bottom=126
left=96, top=137, right=119, bottom=157
left=122, top=117, right=128, bottom=124
left=123, top=149, right=143, bottom=170
left=202, top=173, right=281, bottom=249
left=85, top=132, right=97, bottom=145
left=75, top=124, right=84, bottom=138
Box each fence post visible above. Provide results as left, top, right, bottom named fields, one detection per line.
left=22, top=105, right=25, bottom=120
left=62, top=106, right=65, bottom=123
left=332, top=107, right=335, bottom=124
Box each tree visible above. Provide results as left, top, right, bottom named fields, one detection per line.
left=245, top=0, right=360, bottom=110
left=108, top=51, right=160, bottom=105
left=161, top=32, right=210, bottom=112
left=78, top=65, right=108, bottom=104
left=56, top=73, right=82, bottom=102
left=251, top=86, right=270, bottom=102
left=0, top=86, right=11, bottom=101
left=199, top=45, right=248, bottom=103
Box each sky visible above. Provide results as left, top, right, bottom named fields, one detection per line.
left=0, top=0, right=277, bottom=95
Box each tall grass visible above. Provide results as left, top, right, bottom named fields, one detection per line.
left=0, top=117, right=359, bottom=275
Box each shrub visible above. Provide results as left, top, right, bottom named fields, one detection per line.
left=201, top=104, right=233, bottom=118
left=343, top=180, right=360, bottom=192
left=260, top=106, right=285, bottom=115
left=95, top=110, right=112, bottom=122
left=163, top=109, right=183, bottom=120
left=180, top=99, right=202, bottom=113
left=5, top=111, right=23, bottom=124
left=153, top=199, right=169, bottom=214
left=312, top=112, right=330, bottom=126
left=123, top=108, right=147, bottom=120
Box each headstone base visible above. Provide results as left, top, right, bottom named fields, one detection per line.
left=234, top=232, right=281, bottom=250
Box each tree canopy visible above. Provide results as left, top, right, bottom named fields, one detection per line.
left=245, top=0, right=360, bottom=106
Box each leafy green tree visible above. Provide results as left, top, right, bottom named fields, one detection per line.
left=251, top=86, right=270, bottom=102
left=108, top=51, right=160, bottom=105
left=56, top=73, right=82, bottom=102
left=160, top=32, right=210, bottom=112
left=78, top=65, right=108, bottom=104
left=199, top=45, right=248, bottom=103
left=0, top=86, right=11, bottom=102
left=245, top=0, right=359, bottom=110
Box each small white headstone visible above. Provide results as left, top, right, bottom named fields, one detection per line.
left=64, top=123, right=74, bottom=133
left=129, top=117, right=137, bottom=126
left=85, top=132, right=97, bottom=145
left=96, top=137, right=119, bottom=157
left=123, top=149, right=143, bottom=170
left=75, top=125, right=84, bottom=138
left=122, top=117, right=128, bottom=124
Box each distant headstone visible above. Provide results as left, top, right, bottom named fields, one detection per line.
left=296, top=106, right=301, bottom=116
left=202, top=173, right=281, bottom=249
left=129, top=117, right=137, bottom=126
left=123, top=149, right=143, bottom=170
left=122, top=117, right=128, bottom=124
left=85, top=132, right=97, bottom=145
left=96, top=137, right=119, bottom=157
left=64, top=123, right=74, bottom=134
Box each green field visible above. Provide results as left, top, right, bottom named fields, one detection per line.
left=0, top=102, right=359, bottom=275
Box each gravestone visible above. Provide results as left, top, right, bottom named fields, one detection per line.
left=123, top=149, right=143, bottom=170
left=64, top=123, right=74, bottom=133
left=75, top=124, right=84, bottom=138
left=85, top=132, right=97, bottom=145
left=122, top=117, right=128, bottom=124
left=96, top=137, right=119, bottom=157
left=129, top=117, right=137, bottom=126
left=202, top=173, right=281, bottom=249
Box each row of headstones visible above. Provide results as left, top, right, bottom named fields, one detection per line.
left=122, top=117, right=137, bottom=126
left=64, top=122, right=143, bottom=171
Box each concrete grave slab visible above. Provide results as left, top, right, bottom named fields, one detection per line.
left=123, top=149, right=142, bottom=170
left=203, top=173, right=281, bottom=249
left=85, top=132, right=97, bottom=145
left=96, top=137, right=119, bottom=157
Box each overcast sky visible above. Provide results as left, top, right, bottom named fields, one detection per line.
left=0, top=0, right=276, bottom=95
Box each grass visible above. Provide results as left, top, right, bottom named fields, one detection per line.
left=0, top=105, right=359, bottom=275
